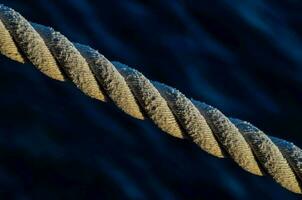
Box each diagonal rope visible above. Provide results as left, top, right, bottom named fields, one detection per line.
left=0, top=4, right=301, bottom=194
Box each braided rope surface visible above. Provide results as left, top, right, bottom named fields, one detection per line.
left=0, top=4, right=301, bottom=194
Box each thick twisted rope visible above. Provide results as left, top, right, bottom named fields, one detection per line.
left=0, top=4, right=301, bottom=194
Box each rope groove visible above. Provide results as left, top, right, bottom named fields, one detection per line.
left=0, top=4, right=301, bottom=194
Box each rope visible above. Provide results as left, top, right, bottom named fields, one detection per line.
left=0, top=4, right=301, bottom=194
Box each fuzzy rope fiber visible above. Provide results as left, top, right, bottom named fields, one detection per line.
left=0, top=3, right=302, bottom=197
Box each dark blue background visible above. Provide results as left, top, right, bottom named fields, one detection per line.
left=0, top=0, right=301, bottom=199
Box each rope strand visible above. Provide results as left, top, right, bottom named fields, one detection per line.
left=0, top=4, right=301, bottom=194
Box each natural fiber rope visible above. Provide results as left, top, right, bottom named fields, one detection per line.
left=0, top=4, right=301, bottom=194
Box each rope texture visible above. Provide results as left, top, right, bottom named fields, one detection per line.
left=0, top=4, right=301, bottom=194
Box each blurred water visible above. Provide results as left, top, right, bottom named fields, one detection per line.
left=0, top=0, right=301, bottom=199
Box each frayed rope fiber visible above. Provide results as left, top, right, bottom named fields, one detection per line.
left=0, top=4, right=301, bottom=194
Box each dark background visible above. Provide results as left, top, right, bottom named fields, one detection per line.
left=0, top=0, right=302, bottom=199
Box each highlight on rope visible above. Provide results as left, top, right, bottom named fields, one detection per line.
left=0, top=4, right=301, bottom=194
